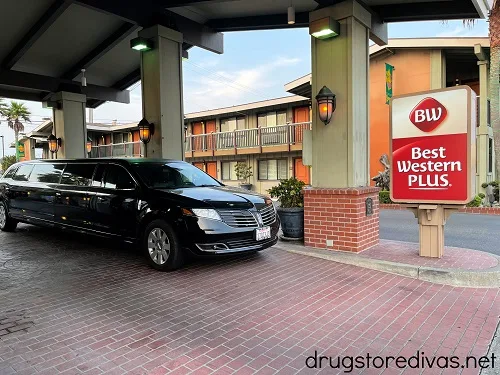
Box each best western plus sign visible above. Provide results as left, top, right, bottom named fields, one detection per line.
left=390, top=86, right=476, bottom=204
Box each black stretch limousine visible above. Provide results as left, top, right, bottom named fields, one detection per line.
left=0, top=159, right=279, bottom=271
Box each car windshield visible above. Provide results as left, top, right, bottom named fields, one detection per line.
left=132, top=162, right=222, bottom=189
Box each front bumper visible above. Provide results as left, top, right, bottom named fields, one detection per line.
left=181, top=215, right=280, bottom=256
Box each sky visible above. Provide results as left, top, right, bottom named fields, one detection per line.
left=0, top=19, right=489, bottom=156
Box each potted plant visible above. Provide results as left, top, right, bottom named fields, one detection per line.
left=268, top=177, right=305, bottom=239
left=235, top=162, right=253, bottom=190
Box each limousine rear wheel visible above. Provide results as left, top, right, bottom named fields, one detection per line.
left=143, top=220, right=183, bottom=271
left=0, top=201, right=17, bottom=232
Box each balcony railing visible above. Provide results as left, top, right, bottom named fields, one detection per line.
left=90, top=141, right=142, bottom=158
left=185, top=122, right=311, bottom=152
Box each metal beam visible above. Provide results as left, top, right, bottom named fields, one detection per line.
left=0, top=87, right=43, bottom=102
left=208, top=12, right=310, bottom=31
left=87, top=68, right=140, bottom=108
left=61, top=22, right=139, bottom=80
left=0, top=70, right=130, bottom=104
left=163, top=0, right=239, bottom=7
left=374, top=1, right=478, bottom=22
left=74, top=0, right=223, bottom=53
left=1, top=0, right=72, bottom=70
left=165, top=11, right=223, bottom=54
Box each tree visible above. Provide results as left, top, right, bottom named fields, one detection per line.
left=490, top=1, right=500, bottom=178
left=1, top=155, right=16, bottom=172
left=2, top=101, right=31, bottom=162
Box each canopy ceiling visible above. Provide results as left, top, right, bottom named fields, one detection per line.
left=0, top=0, right=491, bottom=108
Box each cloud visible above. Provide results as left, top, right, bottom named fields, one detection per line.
left=435, top=24, right=488, bottom=37
left=183, top=56, right=301, bottom=112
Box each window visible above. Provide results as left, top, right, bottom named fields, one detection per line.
left=92, top=164, right=105, bottom=187
left=29, top=163, right=64, bottom=183
left=2, top=166, right=18, bottom=179
left=257, top=110, right=287, bottom=127
left=104, top=165, right=135, bottom=189
left=489, top=138, right=493, bottom=173
left=258, top=160, right=287, bottom=180
left=220, top=117, right=246, bottom=132
left=61, top=164, right=97, bottom=186
left=221, top=161, right=239, bottom=180
left=13, top=164, right=34, bottom=182
left=132, top=162, right=220, bottom=189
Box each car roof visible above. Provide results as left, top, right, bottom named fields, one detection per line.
left=16, top=158, right=185, bottom=165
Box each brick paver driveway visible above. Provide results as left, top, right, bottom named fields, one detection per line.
left=1, top=225, right=499, bottom=375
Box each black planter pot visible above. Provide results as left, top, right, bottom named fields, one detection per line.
left=239, top=183, right=252, bottom=190
left=277, top=207, right=304, bottom=239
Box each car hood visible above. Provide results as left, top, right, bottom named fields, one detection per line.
left=164, top=186, right=269, bottom=209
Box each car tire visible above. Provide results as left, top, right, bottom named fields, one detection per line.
left=0, top=201, right=17, bottom=232
left=143, top=219, right=184, bottom=271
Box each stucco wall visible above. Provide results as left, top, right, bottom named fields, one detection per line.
left=369, top=50, right=431, bottom=184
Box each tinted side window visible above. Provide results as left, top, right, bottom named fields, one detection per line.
left=13, top=164, right=34, bottom=182
left=104, top=165, right=135, bottom=190
left=60, top=164, right=97, bottom=186
left=92, top=164, right=105, bottom=187
left=29, top=164, right=64, bottom=183
left=2, top=166, right=18, bottom=179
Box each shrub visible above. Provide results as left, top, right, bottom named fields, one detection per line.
left=379, top=190, right=393, bottom=204
left=268, top=177, right=305, bottom=208
left=481, top=182, right=489, bottom=189
left=478, top=193, right=485, bottom=199
left=466, top=195, right=482, bottom=207
left=1, top=155, right=16, bottom=173
left=234, top=162, right=253, bottom=183
left=490, top=181, right=499, bottom=188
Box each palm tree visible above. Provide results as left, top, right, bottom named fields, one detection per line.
left=0, top=98, right=6, bottom=116
left=490, top=1, right=500, bottom=178
left=3, top=101, right=31, bottom=162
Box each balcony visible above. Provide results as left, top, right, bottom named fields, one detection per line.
left=185, top=122, right=311, bottom=158
left=90, top=141, right=142, bottom=158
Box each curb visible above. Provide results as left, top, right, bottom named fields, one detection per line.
left=380, top=204, right=500, bottom=216
left=273, top=241, right=500, bottom=288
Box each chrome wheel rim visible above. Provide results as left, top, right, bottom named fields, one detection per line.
left=0, top=205, right=6, bottom=228
left=147, top=228, right=170, bottom=265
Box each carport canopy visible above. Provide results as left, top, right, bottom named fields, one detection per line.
left=0, top=0, right=492, bottom=108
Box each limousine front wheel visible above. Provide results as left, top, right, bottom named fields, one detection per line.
left=0, top=201, right=17, bottom=232
left=143, top=220, right=183, bottom=271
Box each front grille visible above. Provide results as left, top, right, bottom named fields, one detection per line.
left=226, top=237, right=270, bottom=249
left=259, top=204, right=276, bottom=226
left=218, top=210, right=258, bottom=228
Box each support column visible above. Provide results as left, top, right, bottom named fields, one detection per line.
left=23, top=138, right=36, bottom=161
left=305, top=0, right=379, bottom=252
left=50, top=92, right=87, bottom=159
left=430, top=50, right=446, bottom=89
left=477, top=60, right=491, bottom=190
left=140, top=25, right=184, bottom=160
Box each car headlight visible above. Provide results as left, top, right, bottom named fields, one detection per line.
left=190, top=208, right=221, bottom=221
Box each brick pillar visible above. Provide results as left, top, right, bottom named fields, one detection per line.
left=304, top=187, right=380, bottom=252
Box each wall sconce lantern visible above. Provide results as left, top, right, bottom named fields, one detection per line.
left=86, top=138, right=92, bottom=153
left=316, top=86, right=336, bottom=125
left=130, top=37, right=154, bottom=52
left=138, top=118, right=154, bottom=144
left=309, top=17, right=340, bottom=39
left=47, top=134, right=61, bottom=153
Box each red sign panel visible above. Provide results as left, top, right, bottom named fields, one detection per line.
left=390, top=86, right=476, bottom=204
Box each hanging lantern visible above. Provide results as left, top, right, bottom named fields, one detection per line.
left=47, top=134, right=61, bottom=153
left=138, top=118, right=154, bottom=144
left=315, top=86, right=336, bottom=125
left=86, top=139, right=92, bottom=153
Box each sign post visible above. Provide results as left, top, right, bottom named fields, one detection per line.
left=390, top=86, right=476, bottom=258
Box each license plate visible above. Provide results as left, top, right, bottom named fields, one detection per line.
left=255, top=226, right=271, bottom=241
